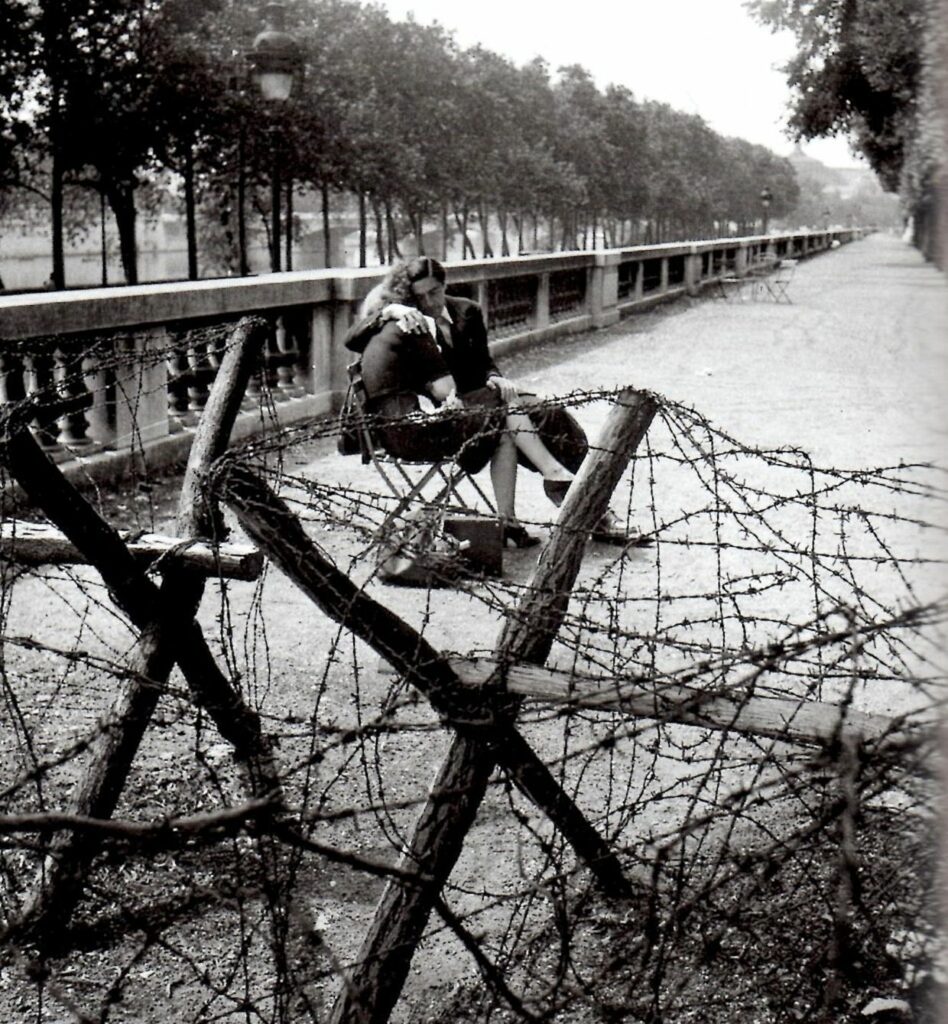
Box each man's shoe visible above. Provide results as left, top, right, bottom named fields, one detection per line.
left=591, top=510, right=650, bottom=546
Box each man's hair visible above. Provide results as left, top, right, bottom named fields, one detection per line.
left=359, top=256, right=447, bottom=317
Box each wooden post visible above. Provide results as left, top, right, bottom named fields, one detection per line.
left=0, top=522, right=263, bottom=579
left=2, top=318, right=281, bottom=941
left=329, top=388, right=657, bottom=1024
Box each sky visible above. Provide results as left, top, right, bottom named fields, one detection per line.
left=373, top=0, right=866, bottom=170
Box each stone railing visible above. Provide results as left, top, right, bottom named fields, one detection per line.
left=0, top=228, right=864, bottom=484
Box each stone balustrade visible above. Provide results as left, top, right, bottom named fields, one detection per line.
left=0, top=228, right=863, bottom=485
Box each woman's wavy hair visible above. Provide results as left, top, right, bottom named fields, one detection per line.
left=360, top=256, right=446, bottom=317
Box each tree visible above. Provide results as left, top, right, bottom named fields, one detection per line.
left=747, top=0, right=942, bottom=260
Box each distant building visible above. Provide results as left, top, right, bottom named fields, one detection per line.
left=785, top=143, right=900, bottom=230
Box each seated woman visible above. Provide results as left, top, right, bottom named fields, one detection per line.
left=345, top=256, right=633, bottom=543
left=345, top=258, right=581, bottom=548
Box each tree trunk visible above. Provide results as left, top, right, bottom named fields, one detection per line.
left=385, top=200, right=401, bottom=260
left=452, top=205, right=476, bottom=260
left=50, top=88, right=65, bottom=290
left=479, top=203, right=493, bottom=258
left=372, top=199, right=385, bottom=264
left=184, top=143, right=198, bottom=281
left=498, top=209, right=509, bottom=257
left=414, top=209, right=425, bottom=254
left=359, top=191, right=367, bottom=268
left=560, top=211, right=572, bottom=251
left=238, top=128, right=248, bottom=276
left=99, top=190, right=108, bottom=286
left=108, top=183, right=138, bottom=285
left=321, top=181, right=332, bottom=270
left=285, top=176, right=294, bottom=271
left=440, top=202, right=449, bottom=260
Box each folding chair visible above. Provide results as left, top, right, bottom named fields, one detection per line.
left=710, top=250, right=751, bottom=302
left=341, top=359, right=499, bottom=579
left=714, top=273, right=746, bottom=302
left=760, top=258, right=797, bottom=303
left=743, top=252, right=779, bottom=300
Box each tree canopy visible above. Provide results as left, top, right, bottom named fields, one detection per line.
left=747, top=0, right=943, bottom=259
left=1, top=0, right=804, bottom=285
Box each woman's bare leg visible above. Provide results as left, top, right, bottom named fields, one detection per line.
left=504, top=410, right=573, bottom=481
left=489, top=433, right=518, bottom=519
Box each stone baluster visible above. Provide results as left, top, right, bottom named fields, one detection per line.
left=242, top=333, right=265, bottom=409
left=186, top=336, right=210, bottom=414
left=273, top=315, right=300, bottom=398
left=81, top=346, right=114, bottom=447
left=23, top=351, right=59, bottom=451
left=165, top=343, right=191, bottom=431
left=53, top=346, right=92, bottom=448
left=0, top=354, right=16, bottom=409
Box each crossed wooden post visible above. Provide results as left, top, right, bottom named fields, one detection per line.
left=0, top=318, right=285, bottom=943
left=212, top=387, right=658, bottom=1024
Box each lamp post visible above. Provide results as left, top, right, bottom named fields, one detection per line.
left=759, top=187, right=773, bottom=236
left=822, top=208, right=831, bottom=231
left=248, top=4, right=299, bottom=272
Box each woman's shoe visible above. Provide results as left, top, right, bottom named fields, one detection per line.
left=504, top=523, right=541, bottom=549
left=543, top=478, right=572, bottom=506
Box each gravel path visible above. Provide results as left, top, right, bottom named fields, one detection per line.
left=2, top=231, right=943, bottom=1022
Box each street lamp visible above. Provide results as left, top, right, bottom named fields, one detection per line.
left=759, top=187, right=773, bottom=235
left=822, top=208, right=831, bottom=231
left=248, top=4, right=300, bottom=272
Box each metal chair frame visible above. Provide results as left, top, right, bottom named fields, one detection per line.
left=760, top=258, right=797, bottom=303
left=343, top=360, right=495, bottom=542
left=715, top=254, right=797, bottom=303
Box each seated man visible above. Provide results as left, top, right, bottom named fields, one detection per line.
left=345, top=256, right=637, bottom=543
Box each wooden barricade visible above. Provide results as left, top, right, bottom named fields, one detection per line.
left=212, top=388, right=659, bottom=1024
left=0, top=317, right=282, bottom=942
left=0, top=338, right=921, bottom=1024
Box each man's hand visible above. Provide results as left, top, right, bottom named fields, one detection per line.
left=486, top=375, right=520, bottom=402
left=382, top=303, right=427, bottom=334
left=441, top=387, right=462, bottom=410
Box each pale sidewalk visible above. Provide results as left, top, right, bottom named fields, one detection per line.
left=494, top=231, right=947, bottom=470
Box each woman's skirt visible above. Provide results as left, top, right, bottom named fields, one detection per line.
left=373, top=387, right=506, bottom=474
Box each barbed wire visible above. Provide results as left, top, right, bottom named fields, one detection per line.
left=0, top=322, right=942, bottom=1023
